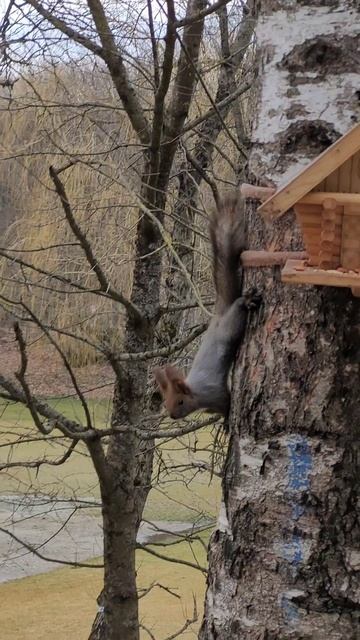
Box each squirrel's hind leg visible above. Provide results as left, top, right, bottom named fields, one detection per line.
left=218, top=298, right=248, bottom=340
left=218, top=289, right=262, bottom=344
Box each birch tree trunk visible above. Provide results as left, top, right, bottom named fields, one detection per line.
left=200, top=1, right=360, bottom=638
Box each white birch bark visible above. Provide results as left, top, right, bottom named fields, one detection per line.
left=200, top=1, right=360, bottom=638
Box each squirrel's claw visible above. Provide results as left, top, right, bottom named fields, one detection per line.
left=243, top=288, right=262, bottom=310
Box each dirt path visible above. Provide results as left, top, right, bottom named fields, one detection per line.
left=0, top=494, right=192, bottom=583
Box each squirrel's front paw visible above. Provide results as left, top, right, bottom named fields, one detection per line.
left=243, top=288, right=262, bottom=310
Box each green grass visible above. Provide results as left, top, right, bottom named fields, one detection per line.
left=0, top=537, right=208, bottom=640
left=0, top=396, right=112, bottom=428
left=0, top=401, right=219, bottom=638
left=0, top=398, right=222, bottom=521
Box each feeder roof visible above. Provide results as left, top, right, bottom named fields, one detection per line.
left=258, top=122, right=360, bottom=220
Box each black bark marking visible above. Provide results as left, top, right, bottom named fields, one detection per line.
left=279, top=35, right=360, bottom=76
left=278, top=120, right=340, bottom=155
left=259, top=0, right=341, bottom=13
left=296, top=0, right=341, bottom=7
left=285, top=103, right=310, bottom=120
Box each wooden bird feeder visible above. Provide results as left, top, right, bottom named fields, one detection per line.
left=257, top=122, right=360, bottom=297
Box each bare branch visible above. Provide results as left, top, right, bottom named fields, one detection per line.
left=175, top=0, right=229, bottom=28
left=0, top=440, right=77, bottom=471
left=0, top=374, right=89, bottom=439
left=0, top=369, right=110, bottom=486
left=138, top=581, right=181, bottom=600
left=115, top=323, right=207, bottom=362
left=21, top=303, right=93, bottom=429
left=24, top=0, right=151, bottom=144
left=24, top=0, right=104, bottom=56
left=163, top=597, right=198, bottom=640
left=134, top=197, right=211, bottom=317
left=0, top=248, right=128, bottom=301
left=86, top=0, right=151, bottom=144
left=137, top=542, right=207, bottom=574
left=0, top=526, right=103, bottom=568
left=13, top=322, right=50, bottom=436
left=158, top=0, right=207, bottom=185
left=139, top=624, right=156, bottom=640
left=184, top=146, right=220, bottom=207
left=148, top=0, right=176, bottom=188
left=147, top=0, right=160, bottom=88
left=109, top=414, right=221, bottom=441
left=49, top=165, right=144, bottom=327
left=182, top=80, right=251, bottom=135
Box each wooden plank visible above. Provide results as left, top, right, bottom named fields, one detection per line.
left=301, top=234, right=341, bottom=250
left=324, top=168, right=339, bottom=192
left=258, top=122, right=360, bottom=219
left=341, top=204, right=360, bottom=269
left=350, top=150, right=360, bottom=193
left=299, top=219, right=342, bottom=230
left=299, top=192, right=360, bottom=207
left=320, top=201, right=340, bottom=268
left=320, top=201, right=337, bottom=268
left=241, top=250, right=307, bottom=267
left=312, top=180, right=326, bottom=192
left=301, top=221, right=322, bottom=233
left=240, top=184, right=276, bottom=201
left=295, top=202, right=323, bottom=213
left=281, top=260, right=360, bottom=288
left=295, top=201, right=343, bottom=267
left=341, top=238, right=360, bottom=250
left=338, top=157, right=352, bottom=192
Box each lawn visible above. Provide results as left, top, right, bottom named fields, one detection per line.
left=0, top=537, right=208, bottom=640
left=0, top=398, right=222, bottom=638
left=0, top=398, right=222, bottom=522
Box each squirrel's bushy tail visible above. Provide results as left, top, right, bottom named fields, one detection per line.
left=209, top=194, right=246, bottom=315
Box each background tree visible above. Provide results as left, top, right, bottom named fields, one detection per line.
left=200, top=1, right=360, bottom=638
left=0, top=1, right=255, bottom=639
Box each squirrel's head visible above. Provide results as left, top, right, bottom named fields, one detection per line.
left=154, top=365, right=195, bottom=419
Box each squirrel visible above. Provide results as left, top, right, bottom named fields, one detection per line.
left=154, top=194, right=261, bottom=420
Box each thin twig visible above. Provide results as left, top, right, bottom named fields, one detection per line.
left=49, top=165, right=144, bottom=327
left=13, top=323, right=51, bottom=435
left=182, top=81, right=251, bottom=136
left=175, top=0, right=229, bottom=27
left=137, top=542, right=206, bottom=574
left=163, top=596, right=198, bottom=640
left=0, top=440, right=77, bottom=471
left=0, top=526, right=103, bottom=568
left=21, top=303, right=93, bottom=429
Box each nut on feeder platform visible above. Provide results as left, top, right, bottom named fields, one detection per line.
left=256, top=122, right=360, bottom=297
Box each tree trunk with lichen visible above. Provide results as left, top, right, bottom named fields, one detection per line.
left=200, top=1, right=360, bottom=638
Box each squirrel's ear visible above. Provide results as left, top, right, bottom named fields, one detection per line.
left=174, top=379, right=192, bottom=396
left=164, top=366, right=192, bottom=395
left=154, top=367, right=168, bottom=393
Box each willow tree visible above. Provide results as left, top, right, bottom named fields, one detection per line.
left=201, top=1, right=360, bottom=638
left=0, top=1, right=255, bottom=639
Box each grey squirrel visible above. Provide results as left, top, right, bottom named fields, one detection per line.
left=154, top=194, right=260, bottom=420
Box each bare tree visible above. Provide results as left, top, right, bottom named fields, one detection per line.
left=0, top=2, right=255, bottom=639
left=200, top=1, right=360, bottom=639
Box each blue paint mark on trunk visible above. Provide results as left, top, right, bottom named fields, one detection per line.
left=280, top=594, right=300, bottom=625
left=288, top=436, right=312, bottom=493
left=280, top=435, right=312, bottom=625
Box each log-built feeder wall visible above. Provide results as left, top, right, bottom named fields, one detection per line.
left=257, top=122, right=360, bottom=297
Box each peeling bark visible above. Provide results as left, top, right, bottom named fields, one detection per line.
left=200, top=1, right=360, bottom=638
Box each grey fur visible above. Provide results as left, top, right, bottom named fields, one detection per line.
left=185, top=297, right=249, bottom=416
left=161, top=195, right=259, bottom=421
